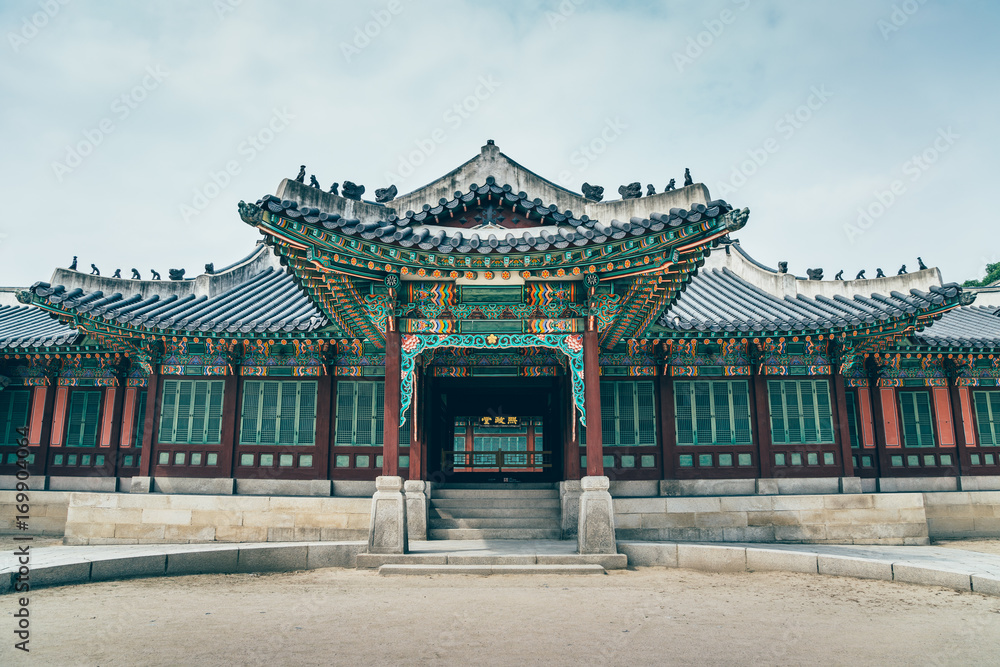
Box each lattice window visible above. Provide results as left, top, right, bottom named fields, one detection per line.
left=240, top=381, right=316, bottom=446
left=768, top=380, right=835, bottom=445
left=133, top=391, right=147, bottom=449
left=674, top=380, right=752, bottom=446
left=0, top=389, right=30, bottom=445
left=844, top=390, right=861, bottom=449
left=598, top=381, right=656, bottom=447
left=159, top=380, right=224, bottom=444
left=335, top=381, right=384, bottom=447
left=973, top=391, right=1000, bottom=447
left=899, top=390, right=936, bottom=448
left=65, top=391, right=101, bottom=448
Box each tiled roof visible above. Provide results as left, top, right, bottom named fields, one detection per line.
left=658, top=243, right=964, bottom=335
left=0, top=304, right=79, bottom=349
left=256, top=176, right=734, bottom=255
left=913, top=306, right=1000, bottom=348
left=28, top=265, right=327, bottom=335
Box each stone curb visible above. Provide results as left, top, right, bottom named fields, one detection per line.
left=0, top=542, right=365, bottom=594
left=618, top=541, right=1000, bottom=596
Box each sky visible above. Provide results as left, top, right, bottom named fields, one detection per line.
left=0, top=0, right=997, bottom=286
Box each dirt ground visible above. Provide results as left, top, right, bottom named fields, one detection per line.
left=932, top=538, right=1000, bottom=556
left=3, top=567, right=999, bottom=666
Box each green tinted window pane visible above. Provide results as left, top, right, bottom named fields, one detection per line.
left=640, top=455, right=655, bottom=468
left=54, top=454, right=64, bottom=465
left=678, top=454, right=694, bottom=467
left=95, top=455, right=104, bottom=466
left=123, top=455, right=134, bottom=466
left=738, top=453, right=752, bottom=466
left=698, top=454, right=712, bottom=467
left=335, top=455, right=351, bottom=468
left=158, top=452, right=169, bottom=464
left=823, top=452, right=835, bottom=465
left=240, top=453, right=254, bottom=466
left=971, top=454, right=981, bottom=465
left=190, top=452, right=202, bottom=465
left=891, top=455, right=903, bottom=466
left=357, top=454, right=370, bottom=468
left=940, top=454, right=952, bottom=466
left=399, top=455, right=409, bottom=468
left=174, top=452, right=186, bottom=465
left=907, top=455, right=920, bottom=466
left=675, top=380, right=751, bottom=446
left=807, top=452, right=819, bottom=465
left=279, top=454, right=294, bottom=467
left=603, top=455, right=614, bottom=468
left=299, top=454, right=313, bottom=467
left=790, top=453, right=802, bottom=466
left=900, top=392, right=936, bottom=448
left=82, top=454, right=91, bottom=465
left=775, top=453, right=786, bottom=466
left=207, top=452, right=218, bottom=465
left=260, top=454, right=274, bottom=466
left=986, top=454, right=997, bottom=465
left=0, top=389, right=31, bottom=445
left=923, top=454, right=936, bottom=466
left=620, top=455, right=635, bottom=468
left=718, top=454, right=733, bottom=467
left=375, top=455, right=383, bottom=468
left=68, top=454, right=77, bottom=465
left=66, top=391, right=101, bottom=447
left=862, top=455, right=872, bottom=467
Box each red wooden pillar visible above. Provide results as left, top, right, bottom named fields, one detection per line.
left=407, top=366, right=423, bottom=480
left=583, top=326, right=604, bottom=477
left=325, top=372, right=338, bottom=482
left=659, top=373, right=675, bottom=480
left=103, top=384, right=126, bottom=478
left=751, top=372, right=773, bottom=478
left=218, top=373, right=240, bottom=477
left=313, top=372, right=331, bottom=480
left=831, top=368, right=856, bottom=477
left=138, top=370, right=159, bottom=477
left=563, top=372, right=581, bottom=481
left=382, top=321, right=401, bottom=477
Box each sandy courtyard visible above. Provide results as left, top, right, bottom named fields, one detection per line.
left=3, top=567, right=999, bottom=666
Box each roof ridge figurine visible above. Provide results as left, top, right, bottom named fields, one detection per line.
left=581, top=183, right=604, bottom=202
left=375, top=184, right=398, bottom=203
left=664, top=179, right=676, bottom=192
left=309, top=175, right=321, bottom=189
left=684, top=168, right=693, bottom=186
left=618, top=182, right=641, bottom=200
left=295, top=165, right=305, bottom=183
left=342, top=181, right=364, bottom=201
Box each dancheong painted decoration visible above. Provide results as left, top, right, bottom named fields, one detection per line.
left=2, top=141, right=998, bottom=489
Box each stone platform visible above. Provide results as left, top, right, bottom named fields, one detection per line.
left=356, top=539, right=627, bottom=571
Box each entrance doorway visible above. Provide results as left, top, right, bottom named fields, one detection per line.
left=427, top=377, right=564, bottom=483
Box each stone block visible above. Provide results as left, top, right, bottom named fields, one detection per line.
left=693, top=512, right=747, bottom=528
left=775, top=477, right=840, bottom=495
left=746, top=548, right=818, bottom=573
left=771, top=495, right=825, bottom=511
left=449, top=554, right=536, bottom=565
left=190, top=510, right=243, bottom=527
left=892, top=563, right=973, bottom=591
left=616, top=541, right=678, bottom=567
left=661, top=479, right=757, bottom=497
left=971, top=574, right=1000, bottom=597
left=64, top=522, right=115, bottom=539
left=839, top=477, right=863, bottom=494
left=958, top=476, right=1000, bottom=492
left=614, top=497, right=667, bottom=514
left=90, top=555, right=166, bottom=582
left=609, top=480, right=659, bottom=497
left=236, top=479, right=332, bottom=497
left=237, top=545, right=309, bottom=572
left=972, top=517, right=1000, bottom=535
left=817, top=555, right=892, bottom=581
left=878, top=477, right=958, bottom=493
left=153, top=477, right=235, bottom=495
left=922, top=491, right=973, bottom=506
left=747, top=510, right=799, bottom=527
left=356, top=553, right=449, bottom=568
left=129, top=476, right=152, bottom=493
left=67, top=507, right=140, bottom=524
left=333, top=480, right=376, bottom=497
left=719, top=496, right=774, bottom=512
left=293, top=527, right=322, bottom=541
left=861, top=478, right=877, bottom=493
left=267, top=497, right=329, bottom=512
left=728, top=525, right=776, bottom=542
left=677, top=544, right=746, bottom=572
left=774, top=524, right=828, bottom=542
left=114, top=523, right=166, bottom=540
left=872, top=492, right=925, bottom=509
left=164, top=524, right=217, bottom=542
left=141, top=509, right=193, bottom=525
left=612, top=513, right=641, bottom=530
left=560, top=480, right=582, bottom=539
left=823, top=494, right=875, bottom=510
left=47, top=476, right=118, bottom=492
left=215, top=525, right=267, bottom=542
left=267, top=527, right=295, bottom=542
left=307, top=543, right=364, bottom=569
left=578, top=476, right=617, bottom=555
left=665, top=497, right=722, bottom=513
left=404, top=480, right=428, bottom=541
left=755, top=479, right=779, bottom=495
left=0, top=475, right=46, bottom=490
left=33, top=562, right=92, bottom=588
left=166, top=548, right=239, bottom=575
left=368, top=476, right=407, bottom=554
left=242, top=511, right=295, bottom=527
left=66, top=492, right=119, bottom=508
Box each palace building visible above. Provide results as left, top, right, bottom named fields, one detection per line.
left=2, top=141, right=999, bottom=553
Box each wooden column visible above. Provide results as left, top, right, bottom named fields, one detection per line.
left=104, top=384, right=126, bottom=478
left=32, top=384, right=56, bottom=476
left=325, top=372, right=338, bottom=482
left=137, top=370, right=159, bottom=478
left=407, top=366, right=423, bottom=480
left=564, top=372, right=581, bottom=481
left=219, top=373, right=240, bottom=478
left=583, top=326, right=604, bottom=477
left=659, top=374, right=675, bottom=480
left=831, top=369, right=856, bottom=478
left=382, top=321, right=401, bottom=477
left=751, top=372, right=773, bottom=479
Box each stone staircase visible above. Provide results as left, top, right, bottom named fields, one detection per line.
left=428, top=483, right=562, bottom=540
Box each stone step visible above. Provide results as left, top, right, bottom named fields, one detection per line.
left=430, top=498, right=561, bottom=510
left=428, top=517, right=560, bottom=529
left=357, top=552, right=626, bottom=569
left=430, top=507, right=560, bottom=520
left=432, top=488, right=560, bottom=499
left=378, top=564, right=607, bottom=576
left=428, top=528, right=563, bottom=540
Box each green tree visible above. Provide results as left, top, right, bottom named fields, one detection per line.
left=964, top=261, right=1000, bottom=288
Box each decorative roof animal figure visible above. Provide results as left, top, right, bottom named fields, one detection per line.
left=90, top=264, right=100, bottom=276
left=778, top=261, right=788, bottom=274
left=342, top=181, right=365, bottom=200
left=329, top=182, right=339, bottom=195
left=646, top=184, right=656, bottom=196
left=618, top=182, right=641, bottom=200
left=581, top=183, right=604, bottom=202
left=309, top=175, right=321, bottom=188
left=69, top=256, right=78, bottom=270
left=835, top=270, right=844, bottom=280
left=375, top=184, right=398, bottom=203
left=113, top=269, right=121, bottom=278
left=856, top=269, right=866, bottom=279
left=205, top=263, right=215, bottom=274
left=876, top=268, right=886, bottom=278
left=295, top=165, right=306, bottom=182
left=806, top=268, right=823, bottom=281
left=169, top=269, right=185, bottom=281
left=664, top=179, right=676, bottom=192
left=917, top=257, right=928, bottom=270
left=684, top=168, right=693, bottom=187
left=898, top=265, right=907, bottom=275
left=150, top=269, right=161, bottom=280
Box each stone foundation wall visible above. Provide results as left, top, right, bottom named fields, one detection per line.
left=0, top=491, right=71, bottom=536
left=63, top=493, right=372, bottom=546
left=612, top=493, right=929, bottom=545
left=924, top=491, right=1000, bottom=539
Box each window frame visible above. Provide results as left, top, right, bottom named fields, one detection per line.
left=158, top=379, right=226, bottom=445
left=0, top=388, right=31, bottom=446
left=64, top=389, right=102, bottom=448
left=898, top=389, right=937, bottom=448
left=239, top=379, right=318, bottom=447
left=599, top=380, right=657, bottom=447
left=673, top=379, right=753, bottom=447
left=767, top=379, right=836, bottom=445
left=972, top=389, right=1000, bottom=448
